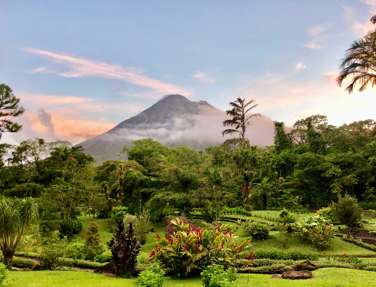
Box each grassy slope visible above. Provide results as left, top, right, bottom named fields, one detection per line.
left=7, top=268, right=376, bottom=287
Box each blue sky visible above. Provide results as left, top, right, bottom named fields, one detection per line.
left=1, top=0, right=376, bottom=143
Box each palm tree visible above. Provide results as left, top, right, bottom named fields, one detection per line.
left=337, top=31, right=376, bottom=93
left=222, top=97, right=259, bottom=144
left=0, top=198, right=37, bottom=268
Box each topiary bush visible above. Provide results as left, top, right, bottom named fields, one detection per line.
left=201, top=264, right=237, bottom=287
left=295, top=215, right=334, bottom=250
left=0, top=263, right=6, bottom=286
left=84, top=222, right=103, bottom=260
left=242, top=221, right=269, bottom=240
left=136, top=263, right=165, bottom=287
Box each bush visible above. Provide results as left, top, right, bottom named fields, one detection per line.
left=0, top=263, right=6, bottom=286
left=295, top=215, right=334, bottom=250
left=332, top=195, right=362, bottom=228
left=151, top=217, right=252, bottom=278
left=242, top=221, right=269, bottom=240
left=40, top=244, right=62, bottom=270
left=108, top=221, right=140, bottom=277
left=201, top=264, right=237, bottom=287
left=85, top=222, right=103, bottom=260
left=135, top=209, right=152, bottom=245
left=58, top=219, right=83, bottom=239
left=254, top=249, right=318, bottom=260
left=136, top=263, right=165, bottom=287
left=279, top=209, right=296, bottom=233
left=111, top=206, right=128, bottom=223
left=64, top=241, right=86, bottom=259
left=136, top=253, right=153, bottom=272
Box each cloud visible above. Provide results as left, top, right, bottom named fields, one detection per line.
left=239, top=69, right=376, bottom=126
left=295, top=62, right=307, bottom=71
left=345, top=1, right=376, bottom=37
left=193, top=71, right=216, bottom=84
left=305, top=24, right=330, bottom=50
left=24, top=48, right=191, bottom=96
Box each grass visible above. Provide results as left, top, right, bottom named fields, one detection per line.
left=6, top=268, right=376, bottom=287
left=246, top=231, right=376, bottom=256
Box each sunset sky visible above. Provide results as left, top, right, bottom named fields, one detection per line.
left=1, top=0, right=376, bottom=143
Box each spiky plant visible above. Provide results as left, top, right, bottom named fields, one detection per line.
left=0, top=198, right=37, bottom=268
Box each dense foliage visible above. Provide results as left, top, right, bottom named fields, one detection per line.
left=201, top=264, right=237, bottom=287
left=242, top=221, right=269, bottom=240
left=136, top=263, right=165, bottom=287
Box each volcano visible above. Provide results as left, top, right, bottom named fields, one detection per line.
left=80, top=94, right=275, bottom=161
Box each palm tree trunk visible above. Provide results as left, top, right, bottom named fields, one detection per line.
left=2, top=247, right=15, bottom=268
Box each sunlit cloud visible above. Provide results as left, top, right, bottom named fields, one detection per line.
left=193, top=71, right=216, bottom=84
left=295, top=62, right=307, bottom=71
left=23, top=48, right=191, bottom=96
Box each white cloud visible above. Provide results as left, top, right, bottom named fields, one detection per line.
left=24, top=48, right=191, bottom=96
left=295, top=62, right=307, bottom=71
left=193, top=71, right=216, bottom=84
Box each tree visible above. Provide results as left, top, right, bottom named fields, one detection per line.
left=274, top=121, right=292, bottom=153
left=108, top=220, right=140, bottom=277
left=85, top=222, right=103, bottom=260
left=337, top=30, right=376, bottom=93
left=0, top=84, right=24, bottom=139
left=222, top=98, right=259, bottom=144
left=0, top=198, right=37, bottom=268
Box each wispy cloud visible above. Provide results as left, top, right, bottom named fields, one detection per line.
left=305, top=24, right=330, bottom=50
left=23, top=48, right=191, bottom=96
left=193, top=71, right=216, bottom=84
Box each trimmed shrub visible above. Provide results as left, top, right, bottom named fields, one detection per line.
left=242, top=221, right=269, bottom=240
left=136, top=263, right=165, bottom=287
left=295, top=215, right=334, bottom=250
left=58, top=219, right=83, bottom=239
left=332, top=195, right=362, bottom=228
left=84, top=222, right=103, bottom=260
left=201, top=264, right=237, bottom=287
left=254, top=249, right=318, bottom=260
left=0, top=263, right=6, bottom=286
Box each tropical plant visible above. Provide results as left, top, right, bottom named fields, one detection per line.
left=0, top=83, right=24, bottom=139
left=135, top=209, right=152, bottom=245
left=151, top=217, right=252, bottom=278
left=222, top=97, right=259, bottom=144
left=337, top=30, right=376, bottom=93
left=136, top=263, right=165, bottom=287
left=295, top=215, right=334, bottom=250
left=0, top=197, right=37, bottom=268
left=201, top=264, right=237, bottom=287
left=108, top=220, right=140, bottom=277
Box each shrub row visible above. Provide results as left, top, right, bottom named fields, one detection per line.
left=254, top=249, right=319, bottom=261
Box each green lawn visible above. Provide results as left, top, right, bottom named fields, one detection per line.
left=248, top=231, right=376, bottom=256
left=6, top=268, right=376, bottom=287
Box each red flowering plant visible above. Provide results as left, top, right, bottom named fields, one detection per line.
left=150, top=217, right=253, bottom=278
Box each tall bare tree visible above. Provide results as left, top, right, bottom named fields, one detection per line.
left=222, top=97, right=259, bottom=144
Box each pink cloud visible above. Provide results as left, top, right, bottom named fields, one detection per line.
left=24, top=48, right=191, bottom=96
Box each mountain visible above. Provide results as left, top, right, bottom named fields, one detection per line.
left=80, top=94, right=275, bottom=162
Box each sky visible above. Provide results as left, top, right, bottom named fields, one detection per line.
left=1, top=0, right=376, bottom=144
